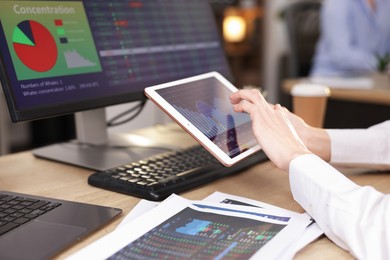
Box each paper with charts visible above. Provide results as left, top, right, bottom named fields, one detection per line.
left=67, top=194, right=314, bottom=259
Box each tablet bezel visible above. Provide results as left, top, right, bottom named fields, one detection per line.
left=144, top=71, right=261, bottom=166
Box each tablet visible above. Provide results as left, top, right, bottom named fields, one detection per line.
left=144, top=71, right=261, bottom=166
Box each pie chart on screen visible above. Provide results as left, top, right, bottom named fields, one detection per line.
left=12, top=20, right=58, bottom=72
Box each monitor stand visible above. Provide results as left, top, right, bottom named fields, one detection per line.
left=33, top=108, right=175, bottom=171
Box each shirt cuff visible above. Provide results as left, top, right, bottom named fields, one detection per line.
left=327, top=128, right=390, bottom=166
left=288, top=154, right=357, bottom=216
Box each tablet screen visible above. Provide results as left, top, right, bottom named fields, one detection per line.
left=154, top=76, right=258, bottom=159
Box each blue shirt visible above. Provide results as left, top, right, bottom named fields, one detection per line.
left=311, top=0, right=390, bottom=76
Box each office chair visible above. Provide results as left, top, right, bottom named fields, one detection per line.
left=284, top=1, right=322, bottom=77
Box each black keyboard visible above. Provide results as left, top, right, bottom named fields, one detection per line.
left=88, top=145, right=268, bottom=201
left=0, top=193, right=62, bottom=236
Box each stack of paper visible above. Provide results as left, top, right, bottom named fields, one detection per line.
left=67, top=192, right=323, bottom=259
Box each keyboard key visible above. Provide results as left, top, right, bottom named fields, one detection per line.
left=28, top=200, right=50, bottom=210
left=13, top=217, right=30, bottom=225
left=0, top=222, right=19, bottom=235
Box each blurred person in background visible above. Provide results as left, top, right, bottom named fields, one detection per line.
left=310, top=0, right=390, bottom=77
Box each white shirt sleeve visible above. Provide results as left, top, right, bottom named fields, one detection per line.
left=326, top=120, right=390, bottom=169
left=289, top=154, right=390, bottom=259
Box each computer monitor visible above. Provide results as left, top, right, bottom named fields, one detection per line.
left=0, top=0, right=232, bottom=170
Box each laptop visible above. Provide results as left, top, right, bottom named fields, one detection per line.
left=0, top=191, right=122, bottom=260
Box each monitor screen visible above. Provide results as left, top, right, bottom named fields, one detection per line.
left=0, top=0, right=232, bottom=170
left=0, top=0, right=232, bottom=122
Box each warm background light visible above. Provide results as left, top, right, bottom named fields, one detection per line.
left=223, top=15, right=246, bottom=42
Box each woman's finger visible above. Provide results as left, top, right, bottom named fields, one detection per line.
left=230, top=89, right=266, bottom=106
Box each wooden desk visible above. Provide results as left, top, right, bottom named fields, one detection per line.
left=1, top=124, right=389, bottom=259
left=283, top=78, right=390, bottom=106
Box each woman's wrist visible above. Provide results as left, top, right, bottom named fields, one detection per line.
left=300, top=126, right=331, bottom=162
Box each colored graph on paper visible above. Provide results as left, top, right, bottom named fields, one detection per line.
left=108, top=207, right=285, bottom=259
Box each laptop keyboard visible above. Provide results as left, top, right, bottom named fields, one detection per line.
left=88, top=145, right=268, bottom=201
left=0, top=193, right=62, bottom=236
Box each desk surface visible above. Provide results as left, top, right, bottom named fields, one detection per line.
left=1, top=124, right=389, bottom=259
left=283, top=78, right=390, bottom=105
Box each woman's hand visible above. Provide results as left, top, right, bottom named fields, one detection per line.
left=230, top=89, right=311, bottom=172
